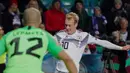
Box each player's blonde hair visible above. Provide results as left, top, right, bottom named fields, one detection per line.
left=23, top=7, right=41, bottom=27
left=66, top=12, right=79, bottom=24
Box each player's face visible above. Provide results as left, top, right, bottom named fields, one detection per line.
left=65, top=18, right=77, bottom=35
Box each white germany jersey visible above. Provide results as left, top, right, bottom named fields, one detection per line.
left=54, top=30, right=123, bottom=72
left=54, top=30, right=91, bottom=72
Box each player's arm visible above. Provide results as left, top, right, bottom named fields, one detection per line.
left=46, top=32, right=78, bottom=73
left=87, top=34, right=130, bottom=50
left=0, top=35, right=6, bottom=55
left=58, top=50, right=78, bottom=73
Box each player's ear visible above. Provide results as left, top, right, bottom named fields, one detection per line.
left=39, top=18, right=42, bottom=24
left=75, top=23, right=78, bottom=28
left=37, top=18, right=42, bottom=27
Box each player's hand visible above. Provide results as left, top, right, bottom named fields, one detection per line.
left=122, top=45, right=130, bottom=50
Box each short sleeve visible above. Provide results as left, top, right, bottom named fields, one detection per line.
left=46, top=32, right=63, bottom=58
left=0, top=35, right=6, bottom=55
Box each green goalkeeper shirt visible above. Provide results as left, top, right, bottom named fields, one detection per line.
left=0, top=26, right=63, bottom=73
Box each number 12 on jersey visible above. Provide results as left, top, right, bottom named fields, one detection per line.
left=10, top=37, right=43, bottom=59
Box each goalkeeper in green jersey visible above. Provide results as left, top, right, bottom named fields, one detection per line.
left=0, top=8, right=77, bottom=73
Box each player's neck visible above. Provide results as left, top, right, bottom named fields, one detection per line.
left=26, top=24, right=38, bottom=28
left=68, top=30, right=77, bottom=35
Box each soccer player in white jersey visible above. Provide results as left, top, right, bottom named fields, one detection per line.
left=54, top=12, right=130, bottom=73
